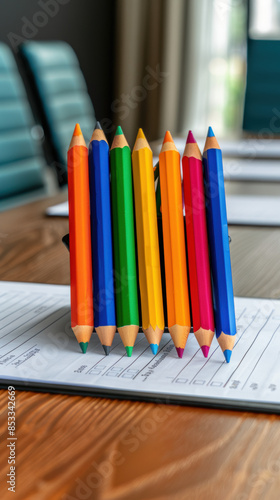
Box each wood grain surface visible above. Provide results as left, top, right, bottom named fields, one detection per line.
left=0, top=194, right=280, bottom=500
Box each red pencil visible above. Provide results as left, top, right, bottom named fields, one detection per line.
left=182, top=131, right=215, bottom=357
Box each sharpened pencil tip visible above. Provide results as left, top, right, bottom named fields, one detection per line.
left=136, top=128, right=145, bottom=140
left=187, top=130, right=196, bottom=144
left=163, top=130, right=173, bottom=144
left=223, top=349, right=232, bottom=363
left=150, top=344, right=158, bottom=355
left=73, top=123, right=82, bottom=136
left=79, top=342, right=88, bottom=353
left=125, top=346, right=133, bottom=357
left=207, top=126, right=215, bottom=137
left=102, top=345, right=110, bottom=356
left=201, top=345, right=210, bottom=358
left=95, top=121, right=102, bottom=130
left=176, top=347, right=184, bottom=358
left=115, top=125, right=123, bottom=135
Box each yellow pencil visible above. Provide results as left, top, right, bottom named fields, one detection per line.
left=132, top=129, right=165, bottom=355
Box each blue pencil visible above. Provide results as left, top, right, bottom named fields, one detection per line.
left=88, top=122, right=116, bottom=355
left=203, top=126, right=236, bottom=363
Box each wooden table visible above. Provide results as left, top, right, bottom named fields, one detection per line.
left=0, top=194, right=280, bottom=500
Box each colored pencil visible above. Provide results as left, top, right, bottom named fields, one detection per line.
left=203, top=126, right=236, bottom=362
left=68, top=123, right=93, bottom=353
left=88, top=122, right=116, bottom=355
left=182, top=131, right=215, bottom=357
left=110, top=126, right=139, bottom=356
left=132, top=129, right=164, bottom=354
left=159, top=131, right=191, bottom=358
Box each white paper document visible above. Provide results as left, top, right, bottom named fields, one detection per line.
left=222, top=158, right=280, bottom=182
left=226, top=195, right=280, bottom=226
left=46, top=201, right=68, bottom=216
left=1, top=282, right=280, bottom=412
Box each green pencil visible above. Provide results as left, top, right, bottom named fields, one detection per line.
left=110, top=126, right=139, bottom=356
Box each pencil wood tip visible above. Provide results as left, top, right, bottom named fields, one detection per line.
left=133, top=129, right=150, bottom=152
left=203, top=127, right=220, bottom=152
left=69, top=125, right=87, bottom=149
left=90, top=126, right=108, bottom=144
left=187, top=130, right=196, bottom=144
left=163, top=130, right=173, bottom=144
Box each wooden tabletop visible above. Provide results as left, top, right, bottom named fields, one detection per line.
left=0, top=194, right=280, bottom=500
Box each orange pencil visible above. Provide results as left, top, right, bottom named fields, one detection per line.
left=159, top=131, right=191, bottom=357
left=68, top=124, right=94, bottom=353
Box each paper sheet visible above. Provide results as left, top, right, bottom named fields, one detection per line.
left=226, top=195, right=280, bottom=226
left=1, top=282, right=280, bottom=412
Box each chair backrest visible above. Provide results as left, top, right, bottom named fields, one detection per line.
left=20, top=41, right=96, bottom=177
left=0, top=43, right=46, bottom=205
left=243, top=38, right=280, bottom=134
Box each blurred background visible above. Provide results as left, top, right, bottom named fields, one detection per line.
left=1, top=0, right=280, bottom=211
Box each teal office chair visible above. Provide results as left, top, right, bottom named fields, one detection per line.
left=0, top=43, right=48, bottom=211
left=19, top=41, right=96, bottom=184
left=243, top=38, right=280, bottom=133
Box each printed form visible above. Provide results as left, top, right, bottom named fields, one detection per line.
left=0, top=282, right=280, bottom=412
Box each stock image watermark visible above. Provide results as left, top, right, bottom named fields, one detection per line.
left=7, top=0, right=71, bottom=51
left=7, top=386, right=16, bottom=493
left=62, top=402, right=173, bottom=500
left=99, top=64, right=169, bottom=135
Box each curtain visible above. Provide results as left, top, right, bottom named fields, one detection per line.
left=113, top=0, right=246, bottom=144
left=113, top=0, right=187, bottom=144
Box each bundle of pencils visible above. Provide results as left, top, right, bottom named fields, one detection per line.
left=67, top=122, right=236, bottom=363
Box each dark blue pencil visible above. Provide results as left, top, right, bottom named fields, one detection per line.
left=88, top=122, right=116, bottom=355
left=203, top=126, right=236, bottom=363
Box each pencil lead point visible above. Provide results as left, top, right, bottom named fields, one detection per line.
left=79, top=342, right=88, bottom=354
left=115, top=125, right=123, bottom=135
left=150, top=344, right=158, bottom=355
left=136, top=128, right=145, bottom=140
left=102, top=345, right=110, bottom=356
left=207, top=126, right=215, bottom=137
left=125, top=346, right=133, bottom=357
left=186, top=130, right=196, bottom=144
left=95, top=121, right=102, bottom=130
left=176, top=347, right=184, bottom=358
left=163, top=130, right=173, bottom=144
left=73, top=123, right=82, bottom=136
left=223, top=349, right=232, bottom=363
left=201, top=345, right=210, bottom=358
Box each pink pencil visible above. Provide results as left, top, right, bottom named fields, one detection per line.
left=182, top=131, right=215, bottom=357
